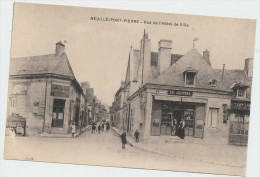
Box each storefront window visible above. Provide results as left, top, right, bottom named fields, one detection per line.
left=52, top=99, right=65, bottom=127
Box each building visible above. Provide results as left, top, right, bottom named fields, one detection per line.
left=112, top=33, right=253, bottom=145
left=8, top=41, right=87, bottom=135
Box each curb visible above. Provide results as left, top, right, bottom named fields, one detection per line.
left=110, top=127, right=245, bottom=168
left=37, top=125, right=91, bottom=138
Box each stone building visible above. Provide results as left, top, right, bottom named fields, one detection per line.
left=112, top=33, right=253, bottom=145
left=8, top=41, right=87, bottom=135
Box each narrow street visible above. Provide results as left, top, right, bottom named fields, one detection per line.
left=4, top=130, right=245, bottom=176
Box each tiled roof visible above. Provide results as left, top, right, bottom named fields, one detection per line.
left=149, top=49, right=251, bottom=94
left=10, top=53, right=75, bottom=78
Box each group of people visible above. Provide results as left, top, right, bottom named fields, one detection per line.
left=171, top=118, right=186, bottom=139
left=91, top=121, right=110, bottom=134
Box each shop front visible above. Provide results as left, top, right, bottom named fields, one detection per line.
left=228, top=100, right=250, bottom=146
left=151, top=90, right=207, bottom=138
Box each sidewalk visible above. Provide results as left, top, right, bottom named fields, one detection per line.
left=111, top=127, right=247, bottom=168
left=37, top=125, right=91, bottom=138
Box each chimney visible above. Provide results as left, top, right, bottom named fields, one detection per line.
left=203, top=49, right=211, bottom=66
left=140, top=32, right=152, bottom=84
left=244, top=58, right=253, bottom=77
left=158, top=39, right=172, bottom=74
left=55, top=41, right=65, bottom=56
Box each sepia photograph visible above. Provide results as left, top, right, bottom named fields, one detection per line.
left=2, top=2, right=258, bottom=177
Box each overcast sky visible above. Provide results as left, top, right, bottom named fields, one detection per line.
left=10, top=3, right=256, bottom=105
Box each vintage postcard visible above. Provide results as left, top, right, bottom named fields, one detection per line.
left=4, top=2, right=256, bottom=176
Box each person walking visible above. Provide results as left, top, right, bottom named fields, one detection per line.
left=91, top=122, right=96, bottom=134
left=101, top=122, right=104, bottom=132
left=121, top=132, right=127, bottom=149
left=106, top=122, right=110, bottom=132
left=134, top=130, right=139, bottom=142
left=71, top=122, right=76, bottom=138
left=98, top=124, right=101, bottom=134
left=104, top=122, right=107, bottom=132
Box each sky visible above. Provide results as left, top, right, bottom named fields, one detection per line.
left=10, top=2, right=256, bottom=105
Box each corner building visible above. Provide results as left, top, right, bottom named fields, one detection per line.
left=8, top=42, right=87, bottom=135
left=113, top=33, right=252, bottom=145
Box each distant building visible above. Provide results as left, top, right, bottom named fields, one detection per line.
left=112, top=33, right=252, bottom=146
left=8, top=41, right=87, bottom=135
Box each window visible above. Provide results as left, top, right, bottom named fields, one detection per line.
left=9, top=97, right=17, bottom=107
left=237, top=88, right=246, bottom=98
left=185, top=72, right=196, bottom=86
left=52, top=99, right=65, bottom=127
left=209, top=79, right=217, bottom=87
left=209, top=108, right=219, bottom=128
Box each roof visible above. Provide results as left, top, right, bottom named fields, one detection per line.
left=149, top=49, right=251, bottom=94
left=10, top=53, right=75, bottom=78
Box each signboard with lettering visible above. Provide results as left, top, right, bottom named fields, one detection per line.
left=231, top=102, right=250, bottom=111
left=51, top=84, right=70, bottom=98
left=12, top=83, right=28, bottom=95
left=167, top=90, right=193, bottom=96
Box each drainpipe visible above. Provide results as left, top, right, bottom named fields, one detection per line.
left=42, top=74, right=48, bottom=132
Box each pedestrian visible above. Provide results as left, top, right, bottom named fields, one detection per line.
left=178, top=118, right=185, bottom=139
left=71, top=122, right=76, bottom=138
left=104, top=122, right=107, bottom=132
left=134, top=129, right=139, bottom=142
left=106, top=122, right=110, bottom=132
left=171, top=117, right=177, bottom=136
left=121, top=131, right=127, bottom=149
left=98, top=124, right=101, bottom=134
left=102, top=123, right=104, bottom=132
left=92, top=122, right=96, bottom=134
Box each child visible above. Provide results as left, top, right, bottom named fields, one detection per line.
left=134, top=130, right=139, bottom=142
left=71, top=122, right=76, bottom=138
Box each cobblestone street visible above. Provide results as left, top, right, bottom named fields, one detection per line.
left=4, top=130, right=245, bottom=176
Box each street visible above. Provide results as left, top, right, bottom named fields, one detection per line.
left=4, top=129, right=245, bottom=176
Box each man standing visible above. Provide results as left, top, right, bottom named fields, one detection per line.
left=134, top=130, right=139, bottom=142
left=121, top=132, right=127, bottom=149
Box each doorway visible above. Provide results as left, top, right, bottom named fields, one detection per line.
left=209, top=108, right=219, bottom=128
left=52, top=99, right=65, bottom=128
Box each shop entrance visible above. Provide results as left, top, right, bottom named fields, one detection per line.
left=160, top=102, right=195, bottom=136
left=151, top=100, right=205, bottom=138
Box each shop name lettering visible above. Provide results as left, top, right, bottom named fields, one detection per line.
left=167, top=90, right=193, bottom=96
left=90, top=17, right=189, bottom=27
left=231, top=103, right=250, bottom=110
left=51, top=85, right=70, bottom=97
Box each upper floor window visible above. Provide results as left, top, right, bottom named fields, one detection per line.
left=208, top=79, right=217, bottom=87
left=237, top=88, right=246, bottom=98
left=186, top=72, right=196, bottom=85
left=183, top=67, right=197, bottom=87
left=231, top=83, right=249, bottom=99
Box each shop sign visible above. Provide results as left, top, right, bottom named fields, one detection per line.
left=51, top=84, right=70, bottom=97
left=12, top=83, right=28, bottom=95
left=167, top=90, right=193, bottom=96
left=231, top=102, right=250, bottom=111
